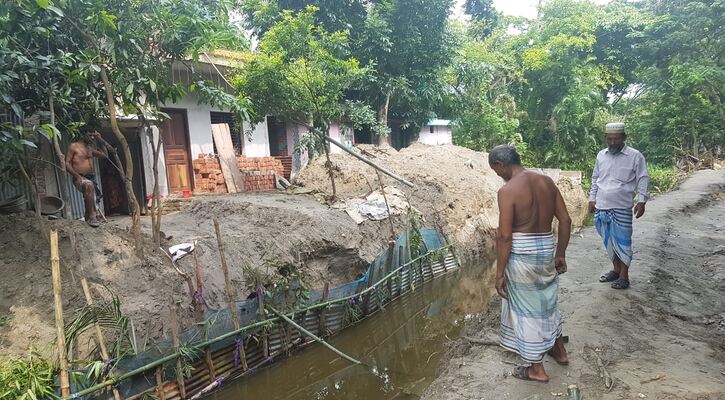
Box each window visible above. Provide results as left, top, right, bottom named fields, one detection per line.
left=429, top=125, right=434, bottom=134
left=210, top=112, right=243, bottom=155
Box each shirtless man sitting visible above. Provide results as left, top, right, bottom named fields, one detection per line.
left=65, top=126, right=108, bottom=227
left=489, top=145, right=571, bottom=383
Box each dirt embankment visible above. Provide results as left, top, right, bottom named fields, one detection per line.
left=298, top=143, right=589, bottom=256
left=0, top=144, right=588, bottom=359
left=421, top=170, right=725, bottom=400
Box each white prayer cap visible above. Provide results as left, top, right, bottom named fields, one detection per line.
left=605, top=122, right=625, bottom=134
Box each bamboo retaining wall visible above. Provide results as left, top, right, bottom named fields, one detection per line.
left=69, top=228, right=459, bottom=400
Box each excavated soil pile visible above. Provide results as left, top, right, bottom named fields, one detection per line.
left=298, top=143, right=589, bottom=256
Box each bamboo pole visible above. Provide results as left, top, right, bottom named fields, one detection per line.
left=212, top=218, right=248, bottom=370
left=191, top=245, right=216, bottom=382
left=81, top=278, right=122, bottom=400
left=267, top=306, right=361, bottom=365
left=155, top=367, right=167, bottom=400
left=256, top=286, right=269, bottom=358
left=385, top=241, right=395, bottom=297
left=69, top=317, right=281, bottom=399
left=318, top=282, right=329, bottom=336
left=188, top=337, right=302, bottom=400
left=169, top=304, right=187, bottom=400
left=362, top=261, right=376, bottom=315
left=324, top=135, right=414, bottom=187
left=376, top=170, right=396, bottom=240
left=50, top=230, right=71, bottom=399
left=406, top=229, right=415, bottom=292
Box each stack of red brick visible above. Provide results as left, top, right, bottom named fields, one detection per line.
left=192, top=158, right=228, bottom=194
left=192, top=156, right=284, bottom=193
left=237, top=156, right=284, bottom=177
left=242, top=171, right=276, bottom=191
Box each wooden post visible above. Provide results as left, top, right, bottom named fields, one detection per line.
left=169, top=304, right=186, bottom=400
left=256, top=286, right=269, bottom=358
left=50, top=230, right=71, bottom=399
left=191, top=246, right=216, bottom=382
left=362, top=263, right=376, bottom=316
left=155, top=367, right=167, bottom=400
left=81, top=278, right=122, bottom=400
left=318, top=282, right=329, bottom=337
left=212, top=218, right=248, bottom=370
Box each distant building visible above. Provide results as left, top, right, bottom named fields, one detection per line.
left=418, top=119, right=452, bottom=145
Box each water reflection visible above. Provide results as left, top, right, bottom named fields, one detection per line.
left=209, top=259, right=495, bottom=400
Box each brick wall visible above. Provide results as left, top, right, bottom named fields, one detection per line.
left=237, top=157, right=284, bottom=177
left=192, top=156, right=282, bottom=194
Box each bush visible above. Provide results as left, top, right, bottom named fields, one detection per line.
left=649, top=166, right=681, bottom=195
left=0, top=353, right=58, bottom=400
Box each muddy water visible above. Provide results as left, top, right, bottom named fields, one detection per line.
left=208, top=260, right=495, bottom=400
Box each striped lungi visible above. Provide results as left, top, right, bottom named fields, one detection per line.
left=594, top=208, right=633, bottom=267
left=500, top=232, right=562, bottom=362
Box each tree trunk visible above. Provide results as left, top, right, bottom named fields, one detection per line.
left=18, top=158, right=49, bottom=241
left=48, top=92, right=70, bottom=219
left=140, top=112, right=163, bottom=247
left=151, top=129, right=163, bottom=246
left=100, top=66, right=143, bottom=257
left=377, top=93, right=391, bottom=147
left=321, top=126, right=337, bottom=201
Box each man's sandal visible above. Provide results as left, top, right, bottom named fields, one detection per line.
left=599, top=271, right=619, bottom=282
left=611, top=277, right=630, bottom=289
left=86, top=216, right=101, bottom=228
left=511, top=366, right=549, bottom=383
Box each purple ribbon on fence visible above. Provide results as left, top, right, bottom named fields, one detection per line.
left=233, top=338, right=243, bottom=369
left=214, top=377, right=223, bottom=388
left=103, top=358, right=113, bottom=376
left=194, top=290, right=209, bottom=309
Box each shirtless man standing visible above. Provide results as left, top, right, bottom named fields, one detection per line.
left=65, top=126, right=107, bottom=227
left=489, top=145, right=571, bottom=383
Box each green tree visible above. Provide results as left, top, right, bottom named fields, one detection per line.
left=615, top=0, right=724, bottom=165
left=1, top=0, right=248, bottom=252
left=234, top=6, right=367, bottom=199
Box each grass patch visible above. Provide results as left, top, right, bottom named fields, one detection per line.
left=649, top=166, right=682, bottom=195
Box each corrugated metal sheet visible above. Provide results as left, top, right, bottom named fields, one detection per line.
left=0, top=179, right=31, bottom=208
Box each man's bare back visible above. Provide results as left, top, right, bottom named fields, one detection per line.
left=500, top=171, right=561, bottom=233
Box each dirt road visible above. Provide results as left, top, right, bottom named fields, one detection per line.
left=421, top=170, right=725, bottom=400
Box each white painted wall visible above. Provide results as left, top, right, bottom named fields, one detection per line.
left=139, top=126, right=169, bottom=198
left=242, top=119, right=271, bottom=157
left=418, top=125, right=453, bottom=145
left=164, top=93, right=227, bottom=159
left=328, top=122, right=344, bottom=154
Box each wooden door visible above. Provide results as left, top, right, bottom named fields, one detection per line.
left=160, top=109, right=192, bottom=193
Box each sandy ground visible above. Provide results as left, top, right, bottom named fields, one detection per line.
left=421, top=170, right=725, bottom=400
left=0, top=192, right=395, bottom=359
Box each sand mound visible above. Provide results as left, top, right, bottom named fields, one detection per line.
left=298, top=143, right=589, bottom=254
